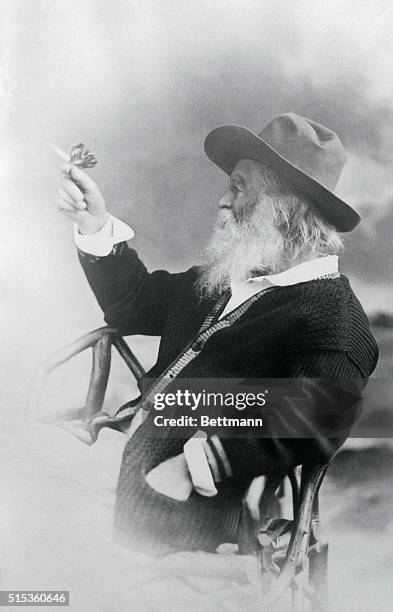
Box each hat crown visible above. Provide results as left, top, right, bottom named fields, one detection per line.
left=259, top=113, right=347, bottom=191
left=203, top=112, right=360, bottom=231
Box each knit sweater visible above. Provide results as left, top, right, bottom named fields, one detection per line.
left=79, top=242, right=378, bottom=555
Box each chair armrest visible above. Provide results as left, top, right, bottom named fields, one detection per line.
left=27, top=326, right=145, bottom=426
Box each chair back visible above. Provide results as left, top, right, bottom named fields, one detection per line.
left=28, top=326, right=329, bottom=609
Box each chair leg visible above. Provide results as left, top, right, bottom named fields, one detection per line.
left=292, top=568, right=307, bottom=612
left=308, top=542, right=329, bottom=611
left=84, top=333, right=112, bottom=424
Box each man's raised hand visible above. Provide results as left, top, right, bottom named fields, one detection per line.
left=56, top=163, right=109, bottom=235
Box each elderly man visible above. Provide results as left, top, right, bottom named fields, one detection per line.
left=57, top=113, right=378, bottom=555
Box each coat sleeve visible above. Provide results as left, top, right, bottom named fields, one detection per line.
left=216, top=350, right=366, bottom=481
left=78, top=241, right=179, bottom=336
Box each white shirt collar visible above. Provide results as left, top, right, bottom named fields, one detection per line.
left=246, top=255, right=339, bottom=287
left=220, top=256, right=339, bottom=320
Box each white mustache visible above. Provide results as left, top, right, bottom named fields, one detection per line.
left=216, top=209, right=235, bottom=228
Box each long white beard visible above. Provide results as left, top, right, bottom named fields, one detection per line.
left=198, top=201, right=285, bottom=298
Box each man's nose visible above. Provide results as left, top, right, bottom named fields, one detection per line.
left=218, top=190, right=232, bottom=209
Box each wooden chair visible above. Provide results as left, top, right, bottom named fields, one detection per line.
left=27, top=326, right=329, bottom=611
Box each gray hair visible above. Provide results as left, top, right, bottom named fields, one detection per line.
left=257, top=163, right=344, bottom=265
left=196, top=162, right=344, bottom=299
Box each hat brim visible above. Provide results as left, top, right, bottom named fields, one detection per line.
left=204, top=125, right=360, bottom=232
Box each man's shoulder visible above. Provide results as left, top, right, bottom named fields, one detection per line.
left=293, top=275, right=372, bottom=335
left=289, top=276, right=378, bottom=374
left=252, top=274, right=351, bottom=321
left=286, top=275, right=364, bottom=330
left=253, top=275, right=377, bottom=360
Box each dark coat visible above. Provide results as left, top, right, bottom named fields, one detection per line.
left=79, top=242, right=378, bottom=554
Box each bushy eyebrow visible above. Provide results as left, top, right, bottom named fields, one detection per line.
left=230, top=172, right=246, bottom=187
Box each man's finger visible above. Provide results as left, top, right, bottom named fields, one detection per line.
left=57, top=187, right=86, bottom=210
left=57, top=199, right=79, bottom=214
left=61, top=178, right=86, bottom=203
left=57, top=186, right=73, bottom=205
left=70, top=166, right=97, bottom=195
left=61, top=162, right=73, bottom=175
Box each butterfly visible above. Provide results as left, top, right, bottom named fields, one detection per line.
left=50, top=142, right=98, bottom=169
left=69, top=142, right=98, bottom=168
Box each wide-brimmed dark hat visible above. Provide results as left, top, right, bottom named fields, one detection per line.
left=204, top=113, right=360, bottom=232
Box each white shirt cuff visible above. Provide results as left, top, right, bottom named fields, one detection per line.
left=183, top=432, right=217, bottom=497
left=74, top=215, right=134, bottom=257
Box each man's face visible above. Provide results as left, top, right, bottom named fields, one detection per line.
left=198, top=158, right=285, bottom=295
left=217, top=158, right=271, bottom=223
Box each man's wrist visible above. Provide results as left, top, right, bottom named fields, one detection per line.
left=77, top=213, right=110, bottom=236
left=74, top=214, right=134, bottom=257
